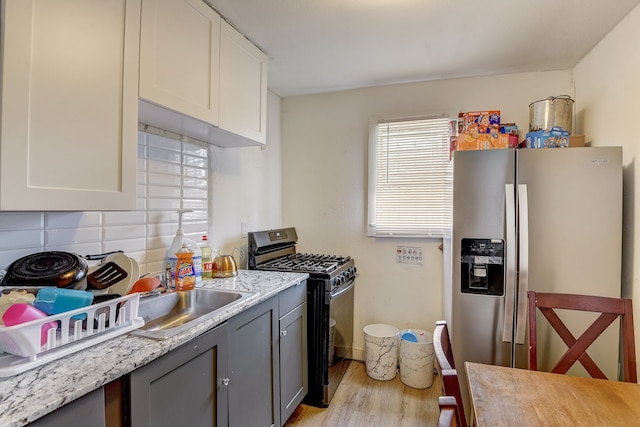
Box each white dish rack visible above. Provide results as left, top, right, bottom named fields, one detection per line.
left=0, top=293, right=144, bottom=377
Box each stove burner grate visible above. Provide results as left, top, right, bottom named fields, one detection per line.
left=259, top=253, right=350, bottom=274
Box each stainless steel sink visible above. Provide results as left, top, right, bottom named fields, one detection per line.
left=130, top=288, right=258, bottom=340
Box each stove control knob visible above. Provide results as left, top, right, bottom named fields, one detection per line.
left=345, top=268, right=354, bottom=280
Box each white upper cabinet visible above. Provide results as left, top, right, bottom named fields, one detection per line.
left=219, top=20, right=268, bottom=145
left=0, top=0, right=140, bottom=211
left=138, top=1, right=268, bottom=147
left=139, top=0, right=220, bottom=126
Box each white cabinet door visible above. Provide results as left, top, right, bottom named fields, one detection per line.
left=0, top=0, right=140, bottom=211
left=219, top=21, right=268, bottom=145
left=139, top=0, right=220, bottom=126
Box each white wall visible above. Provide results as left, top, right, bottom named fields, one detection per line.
left=573, top=4, right=640, bottom=355
left=281, top=71, right=575, bottom=358
left=209, top=91, right=283, bottom=265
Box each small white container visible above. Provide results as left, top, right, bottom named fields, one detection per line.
left=364, top=323, right=399, bottom=381
left=399, top=329, right=434, bottom=389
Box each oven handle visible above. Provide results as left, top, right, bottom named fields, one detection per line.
left=330, top=279, right=355, bottom=299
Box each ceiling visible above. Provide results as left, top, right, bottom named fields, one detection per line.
left=206, top=0, right=640, bottom=98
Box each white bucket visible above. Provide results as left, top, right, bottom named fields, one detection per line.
left=364, top=324, right=399, bottom=381
left=399, top=329, right=434, bottom=389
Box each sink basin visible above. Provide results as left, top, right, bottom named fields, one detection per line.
left=130, top=288, right=258, bottom=340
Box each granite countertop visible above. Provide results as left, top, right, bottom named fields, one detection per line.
left=0, top=270, right=309, bottom=427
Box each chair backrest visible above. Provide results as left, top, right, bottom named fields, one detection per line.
left=438, top=395, right=461, bottom=427
left=434, top=320, right=456, bottom=370
left=528, top=291, right=637, bottom=383
left=434, top=320, right=468, bottom=427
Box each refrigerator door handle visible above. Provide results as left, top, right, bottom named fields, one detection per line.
left=515, top=184, right=530, bottom=344
left=502, top=184, right=517, bottom=343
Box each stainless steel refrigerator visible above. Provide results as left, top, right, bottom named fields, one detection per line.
left=451, top=147, right=622, bottom=415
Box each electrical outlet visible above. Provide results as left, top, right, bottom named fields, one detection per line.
left=396, top=246, right=424, bottom=265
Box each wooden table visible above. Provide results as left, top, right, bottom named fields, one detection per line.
left=465, top=361, right=640, bottom=426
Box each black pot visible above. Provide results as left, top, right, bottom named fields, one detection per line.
left=1, top=251, right=122, bottom=288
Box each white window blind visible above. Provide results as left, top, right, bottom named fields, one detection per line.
left=367, top=116, right=452, bottom=238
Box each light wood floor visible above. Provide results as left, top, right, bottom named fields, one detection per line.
left=285, top=360, right=442, bottom=427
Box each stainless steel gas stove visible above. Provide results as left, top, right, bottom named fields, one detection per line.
left=248, top=227, right=356, bottom=407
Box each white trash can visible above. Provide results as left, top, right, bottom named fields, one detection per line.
left=364, top=324, right=399, bottom=381
left=399, top=329, right=434, bottom=389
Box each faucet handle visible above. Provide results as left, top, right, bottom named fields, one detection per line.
left=164, top=264, right=173, bottom=292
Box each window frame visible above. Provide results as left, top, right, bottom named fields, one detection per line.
left=367, top=113, right=453, bottom=239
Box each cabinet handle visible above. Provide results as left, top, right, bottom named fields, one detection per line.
left=280, top=330, right=287, bottom=337
left=222, top=378, right=230, bottom=386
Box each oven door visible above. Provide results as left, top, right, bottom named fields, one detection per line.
left=325, top=278, right=354, bottom=404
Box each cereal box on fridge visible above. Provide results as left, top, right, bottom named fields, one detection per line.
left=455, top=133, right=518, bottom=151
left=461, top=110, right=501, bottom=134
left=526, top=127, right=570, bottom=149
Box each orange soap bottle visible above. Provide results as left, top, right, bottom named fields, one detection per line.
left=175, top=243, right=196, bottom=291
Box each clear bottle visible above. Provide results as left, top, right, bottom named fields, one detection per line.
left=201, top=234, right=213, bottom=280
left=167, top=209, right=188, bottom=286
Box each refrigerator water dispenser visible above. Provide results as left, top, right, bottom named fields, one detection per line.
left=461, top=238, right=504, bottom=295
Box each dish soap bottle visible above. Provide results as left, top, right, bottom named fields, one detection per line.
left=185, top=236, right=203, bottom=285
left=166, top=209, right=203, bottom=286
left=175, top=243, right=196, bottom=291
left=201, top=234, right=213, bottom=280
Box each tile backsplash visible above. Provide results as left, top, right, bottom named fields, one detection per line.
left=0, top=126, right=209, bottom=277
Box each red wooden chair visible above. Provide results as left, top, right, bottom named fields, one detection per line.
left=434, top=320, right=468, bottom=427
left=528, top=291, right=637, bottom=383
left=434, top=320, right=456, bottom=370
left=438, top=395, right=461, bottom=427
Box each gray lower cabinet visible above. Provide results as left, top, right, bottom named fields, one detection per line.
left=28, top=282, right=308, bottom=427
left=278, top=281, right=308, bottom=426
left=128, top=323, right=229, bottom=427
left=227, top=296, right=280, bottom=427
left=27, top=387, right=106, bottom=427
left=227, top=281, right=308, bottom=427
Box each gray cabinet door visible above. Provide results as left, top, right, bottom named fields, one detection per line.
left=27, top=387, right=106, bottom=427
left=129, top=323, right=229, bottom=427
left=279, top=301, right=308, bottom=426
left=228, top=296, right=280, bottom=427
